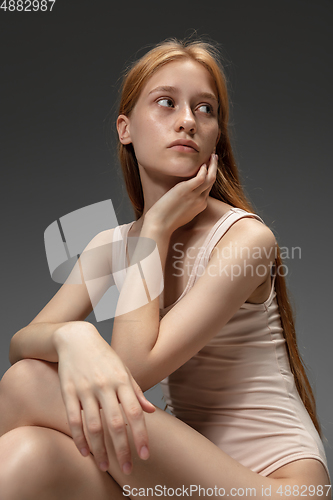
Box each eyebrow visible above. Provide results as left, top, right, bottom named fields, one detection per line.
left=148, top=85, right=218, bottom=102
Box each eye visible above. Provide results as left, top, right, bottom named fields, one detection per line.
left=157, top=98, right=174, bottom=108
left=197, top=104, right=213, bottom=114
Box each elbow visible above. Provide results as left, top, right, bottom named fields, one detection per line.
left=9, top=328, right=23, bottom=365
left=111, top=341, right=160, bottom=391
left=112, top=341, right=152, bottom=374
left=9, top=343, right=16, bottom=366
left=128, top=354, right=161, bottom=393
left=9, top=334, right=18, bottom=365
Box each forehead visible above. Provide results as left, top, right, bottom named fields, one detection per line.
left=141, top=59, right=217, bottom=97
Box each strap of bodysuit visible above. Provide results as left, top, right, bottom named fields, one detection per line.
left=192, top=208, right=266, bottom=286
left=114, top=211, right=277, bottom=309
left=194, top=208, right=278, bottom=302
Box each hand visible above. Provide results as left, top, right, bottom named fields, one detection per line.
left=54, top=322, right=156, bottom=475
left=145, top=154, right=218, bottom=235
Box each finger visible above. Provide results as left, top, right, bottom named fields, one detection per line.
left=208, top=152, right=218, bottom=167
left=118, top=383, right=151, bottom=463
left=101, top=391, right=133, bottom=475
left=62, top=389, right=90, bottom=458
left=138, top=393, right=157, bottom=413
left=128, top=369, right=156, bottom=413
left=194, top=155, right=217, bottom=194
left=183, top=164, right=207, bottom=190
left=81, top=396, right=109, bottom=471
left=204, top=157, right=218, bottom=191
left=205, top=153, right=218, bottom=182
left=209, top=153, right=218, bottom=179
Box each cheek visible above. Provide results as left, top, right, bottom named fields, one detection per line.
left=201, top=123, right=220, bottom=152
left=131, top=115, right=165, bottom=156
left=130, top=124, right=159, bottom=166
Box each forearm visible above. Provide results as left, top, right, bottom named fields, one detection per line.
left=9, top=320, right=96, bottom=365
left=111, top=218, right=170, bottom=376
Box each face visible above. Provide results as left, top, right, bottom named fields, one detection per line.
left=117, top=59, right=220, bottom=181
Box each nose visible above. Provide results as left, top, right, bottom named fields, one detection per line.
left=175, top=104, right=196, bottom=134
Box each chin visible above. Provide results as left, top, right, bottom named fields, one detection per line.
left=169, top=158, right=203, bottom=177
left=140, top=160, right=200, bottom=179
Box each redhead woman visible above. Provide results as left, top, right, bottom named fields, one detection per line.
left=0, top=39, right=330, bottom=499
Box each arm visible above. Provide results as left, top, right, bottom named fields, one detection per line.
left=111, top=221, right=169, bottom=357
left=9, top=227, right=155, bottom=475
left=10, top=321, right=77, bottom=365
left=112, top=216, right=277, bottom=392
left=9, top=228, right=113, bottom=364
left=111, top=159, right=216, bottom=361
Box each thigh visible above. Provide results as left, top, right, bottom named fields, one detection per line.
left=267, top=459, right=331, bottom=495
left=101, top=407, right=328, bottom=500
left=1, top=360, right=327, bottom=500
left=0, top=359, right=71, bottom=437
left=0, top=425, right=123, bottom=500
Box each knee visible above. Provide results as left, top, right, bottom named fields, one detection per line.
left=0, top=358, right=57, bottom=403
left=0, top=426, right=58, bottom=499
left=0, top=359, right=58, bottom=432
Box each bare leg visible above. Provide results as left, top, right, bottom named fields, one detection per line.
left=0, top=426, right=123, bottom=500
left=0, top=359, right=329, bottom=499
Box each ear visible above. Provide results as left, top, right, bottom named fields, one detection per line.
left=117, top=115, right=132, bottom=145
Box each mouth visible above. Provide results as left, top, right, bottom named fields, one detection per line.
left=168, top=139, right=199, bottom=153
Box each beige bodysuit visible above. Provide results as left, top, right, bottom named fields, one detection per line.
left=112, top=207, right=330, bottom=481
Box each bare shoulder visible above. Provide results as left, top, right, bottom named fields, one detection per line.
left=213, top=216, right=277, bottom=258
left=29, top=227, right=117, bottom=325
left=81, top=228, right=116, bottom=266
left=84, top=227, right=115, bottom=250
left=210, top=217, right=277, bottom=302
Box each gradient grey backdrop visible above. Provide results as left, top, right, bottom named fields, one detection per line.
left=1, top=0, right=332, bottom=480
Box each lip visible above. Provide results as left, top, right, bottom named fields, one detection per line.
left=168, top=139, right=199, bottom=152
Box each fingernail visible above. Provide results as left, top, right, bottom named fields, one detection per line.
left=214, top=154, right=218, bottom=161
left=140, top=445, right=149, bottom=460
left=122, top=462, right=132, bottom=475
left=80, top=448, right=89, bottom=457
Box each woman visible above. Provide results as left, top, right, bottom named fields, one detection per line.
left=0, top=38, right=330, bottom=499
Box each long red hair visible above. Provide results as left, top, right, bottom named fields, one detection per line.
left=117, top=38, right=322, bottom=438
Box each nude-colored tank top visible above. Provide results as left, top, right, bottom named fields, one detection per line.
left=112, top=207, right=330, bottom=481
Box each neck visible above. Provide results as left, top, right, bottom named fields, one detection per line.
left=139, top=165, right=181, bottom=216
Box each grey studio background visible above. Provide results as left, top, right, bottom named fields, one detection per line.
left=1, top=0, right=332, bottom=480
